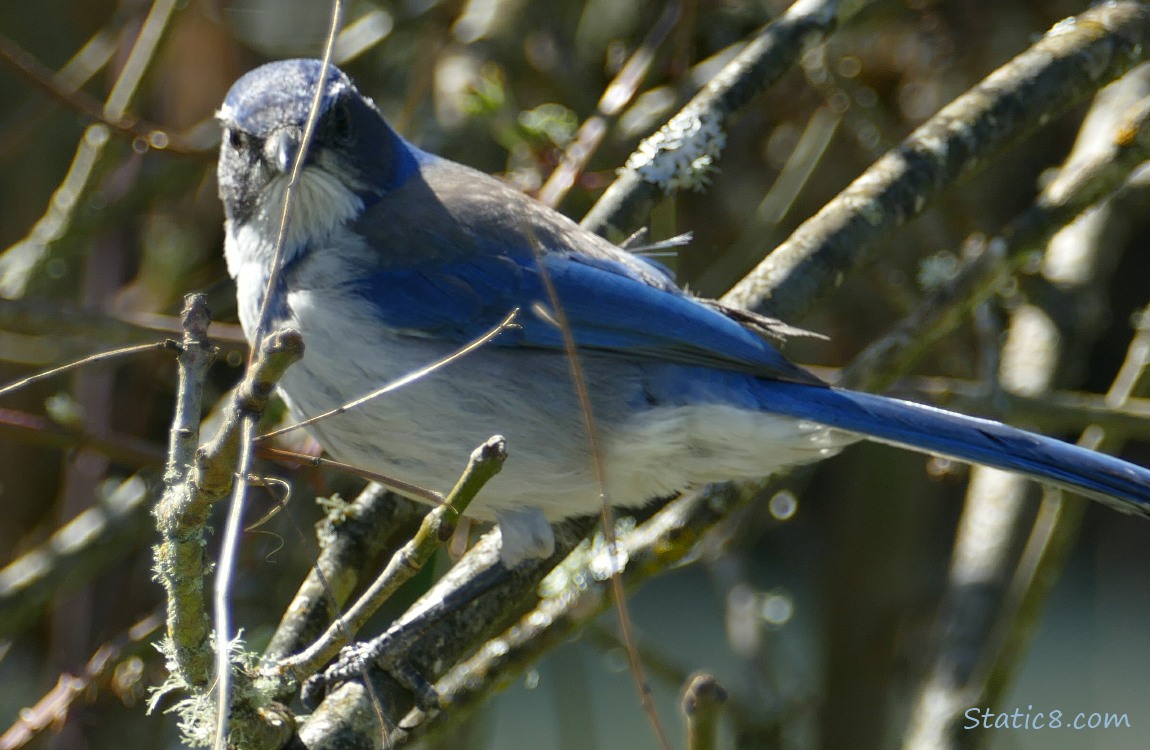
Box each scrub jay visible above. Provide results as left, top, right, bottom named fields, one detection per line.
left=217, top=59, right=1150, bottom=565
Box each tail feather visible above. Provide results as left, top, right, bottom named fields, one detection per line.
left=756, top=380, right=1150, bottom=517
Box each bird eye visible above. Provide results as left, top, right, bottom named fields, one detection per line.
left=330, top=100, right=353, bottom=142
left=228, top=129, right=245, bottom=150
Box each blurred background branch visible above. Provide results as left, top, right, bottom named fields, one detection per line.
left=3, top=1, right=1150, bottom=748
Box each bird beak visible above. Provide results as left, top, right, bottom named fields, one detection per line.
left=265, top=128, right=301, bottom=174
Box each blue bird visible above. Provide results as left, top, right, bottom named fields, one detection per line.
left=218, top=59, right=1150, bottom=565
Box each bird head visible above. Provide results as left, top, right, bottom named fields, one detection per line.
left=216, top=59, right=413, bottom=236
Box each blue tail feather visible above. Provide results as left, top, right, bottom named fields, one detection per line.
left=755, top=380, right=1150, bottom=516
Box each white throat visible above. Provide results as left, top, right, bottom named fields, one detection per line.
left=224, top=166, right=365, bottom=337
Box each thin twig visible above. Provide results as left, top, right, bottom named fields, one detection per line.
left=102, top=0, right=179, bottom=123
left=0, top=406, right=165, bottom=466
left=0, top=0, right=182, bottom=298
left=257, top=308, right=518, bottom=441
left=536, top=1, right=680, bottom=208
left=692, top=105, right=841, bottom=296
left=0, top=298, right=246, bottom=359
left=0, top=24, right=117, bottom=163
left=211, top=3, right=346, bottom=745
left=211, top=418, right=259, bottom=750
left=0, top=341, right=172, bottom=399
left=530, top=231, right=674, bottom=750
left=252, top=7, right=344, bottom=349
left=259, top=447, right=446, bottom=505
left=201, top=328, right=305, bottom=749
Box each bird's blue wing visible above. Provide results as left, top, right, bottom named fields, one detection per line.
left=349, top=251, right=820, bottom=384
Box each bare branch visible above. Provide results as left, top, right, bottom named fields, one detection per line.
left=0, top=477, right=152, bottom=640
left=0, top=0, right=182, bottom=298
left=581, top=0, right=878, bottom=236
left=681, top=673, right=728, bottom=750
left=536, top=2, right=680, bottom=208
left=192, top=329, right=304, bottom=503
left=901, top=63, right=1150, bottom=749
left=844, top=87, right=1150, bottom=392
left=151, top=300, right=300, bottom=747
left=385, top=493, right=716, bottom=746
left=261, top=484, right=427, bottom=666
left=0, top=32, right=202, bottom=154
left=296, top=517, right=601, bottom=748
left=0, top=612, right=162, bottom=749
left=723, top=1, right=1150, bottom=323
left=277, top=437, right=507, bottom=684
left=152, top=294, right=217, bottom=688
